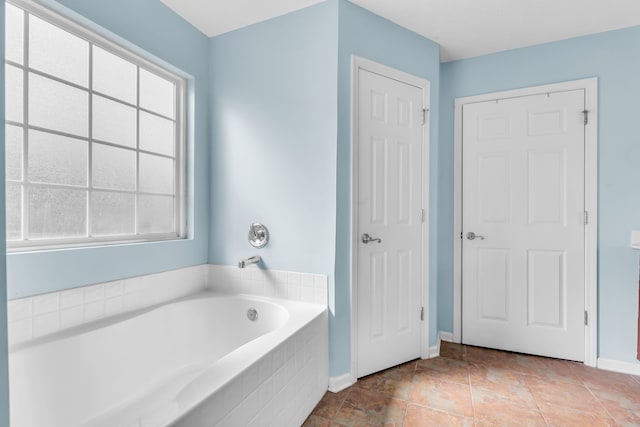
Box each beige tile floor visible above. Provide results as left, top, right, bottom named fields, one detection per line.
left=304, top=341, right=640, bottom=426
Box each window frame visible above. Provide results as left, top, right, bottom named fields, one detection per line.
left=5, top=0, right=187, bottom=252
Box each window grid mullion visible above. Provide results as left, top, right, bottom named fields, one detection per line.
left=135, top=65, right=141, bottom=236
left=21, top=8, right=30, bottom=241
left=87, top=43, right=94, bottom=239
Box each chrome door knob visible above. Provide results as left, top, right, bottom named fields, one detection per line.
left=362, top=233, right=382, bottom=244
left=466, top=231, right=485, bottom=240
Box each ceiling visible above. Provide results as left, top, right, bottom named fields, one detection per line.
left=160, top=0, right=640, bottom=62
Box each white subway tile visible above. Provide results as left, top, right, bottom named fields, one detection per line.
left=273, top=270, right=287, bottom=285
left=60, top=306, right=84, bottom=329
left=124, top=277, right=141, bottom=294
left=302, top=273, right=314, bottom=287
left=258, top=353, right=273, bottom=383
left=258, top=376, right=274, bottom=408
left=123, top=291, right=146, bottom=312
left=250, top=268, right=264, bottom=283
left=246, top=414, right=260, bottom=427
left=271, top=367, right=285, bottom=396
left=287, top=283, right=301, bottom=301
left=33, top=293, right=59, bottom=315
left=8, top=318, right=32, bottom=345
left=250, top=280, right=264, bottom=296
left=59, top=288, right=83, bottom=309
left=301, top=284, right=314, bottom=303
left=33, top=312, right=59, bottom=337
left=275, top=282, right=288, bottom=299
left=241, top=389, right=261, bottom=424
left=239, top=268, right=251, bottom=282
left=287, top=272, right=302, bottom=286
left=272, top=346, right=284, bottom=370
left=7, top=298, right=32, bottom=322
left=105, top=296, right=124, bottom=316
left=104, top=281, right=124, bottom=299
left=84, top=300, right=105, bottom=322
left=262, top=283, right=276, bottom=298
left=224, top=379, right=244, bottom=411
left=83, top=284, right=105, bottom=303
left=243, top=364, right=259, bottom=395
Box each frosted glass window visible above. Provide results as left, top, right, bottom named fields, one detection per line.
left=91, top=192, right=135, bottom=236
left=28, top=130, right=87, bottom=186
left=6, top=64, right=24, bottom=123
left=28, top=187, right=87, bottom=239
left=6, top=183, right=22, bottom=241
left=29, top=14, right=89, bottom=87
left=140, top=69, right=175, bottom=118
left=5, top=0, right=185, bottom=249
left=139, top=153, right=173, bottom=194
left=138, top=195, right=173, bottom=234
left=29, top=73, right=88, bottom=137
left=93, top=95, right=137, bottom=148
left=92, top=144, right=136, bottom=191
left=6, top=125, right=23, bottom=181
left=140, top=111, right=174, bottom=156
left=92, top=46, right=137, bottom=104
left=6, top=3, right=24, bottom=65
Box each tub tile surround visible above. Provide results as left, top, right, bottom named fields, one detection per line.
left=207, top=264, right=328, bottom=306
left=177, top=310, right=329, bottom=427
left=7, top=263, right=328, bottom=346
left=7, top=265, right=208, bottom=346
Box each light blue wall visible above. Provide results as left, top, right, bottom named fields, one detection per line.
left=334, top=0, right=440, bottom=375
left=439, top=26, right=640, bottom=364
left=207, top=0, right=341, bottom=373
left=208, top=1, right=338, bottom=278
left=1, top=2, right=10, bottom=424
left=6, top=0, right=210, bottom=299
left=208, top=0, right=440, bottom=377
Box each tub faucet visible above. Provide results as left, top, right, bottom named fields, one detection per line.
left=238, top=255, right=261, bottom=268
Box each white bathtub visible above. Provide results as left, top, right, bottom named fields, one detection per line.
left=9, top=292, right=329, bottom=427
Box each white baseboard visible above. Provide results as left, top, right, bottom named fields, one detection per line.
left=328, top=373, right=356, bottom=393
left=597, top=358, right=640, bottom=376
left=427, top=331, right=455, bottom=359
left=429, top=344, right=439, bottom=358
left=439, top=331, right=453, bottom=343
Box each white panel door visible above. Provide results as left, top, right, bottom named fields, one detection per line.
left=462, top=90, right=585, bottom=361
left=357, top=69, right=424, bottom=377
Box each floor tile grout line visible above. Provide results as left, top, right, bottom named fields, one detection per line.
left=521, top=368, right=551, bottom=427
left=583, top=383, right=619, bottom=424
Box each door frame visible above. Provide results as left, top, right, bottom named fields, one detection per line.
left=452, top=78, right=599, bottom=366
left=350, top=55, right=431, bottom=381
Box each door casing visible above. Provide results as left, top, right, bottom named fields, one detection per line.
left=453, top=78, right=598, bottom=367
left=350, top=55, right=431, bottom=384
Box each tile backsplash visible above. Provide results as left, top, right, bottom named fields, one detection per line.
left=207, top=264, right=328, bottom=306
left=7, top=264, right=328, bottom=347
left=7, top=265, right=208, bottom=346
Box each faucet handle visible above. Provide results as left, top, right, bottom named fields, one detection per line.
left=248, top=223, right=269, bottom=248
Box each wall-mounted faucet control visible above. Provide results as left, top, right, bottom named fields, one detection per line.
left=248, top=223, right=269, bottom=248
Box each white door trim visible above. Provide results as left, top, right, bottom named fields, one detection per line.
left=350, top=55, right=431, bottom=382
left=453, top=78, right=598, bottom=366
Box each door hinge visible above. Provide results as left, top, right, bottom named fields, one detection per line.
left=421, top=208, right=426, bottom=223
left=460, top=231, right=463, bottom=239
left=420, top=306, right=424, bottom=321
left=421, top=108, right=429, bottom=125
left=582, top=110, right=589, bottom=125
left=584, top=310, right=588, bottom=326
left=584, top=211, right=588, bottom=225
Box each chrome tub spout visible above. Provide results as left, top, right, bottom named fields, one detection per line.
left=238, top=255, right=261, bottom=268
